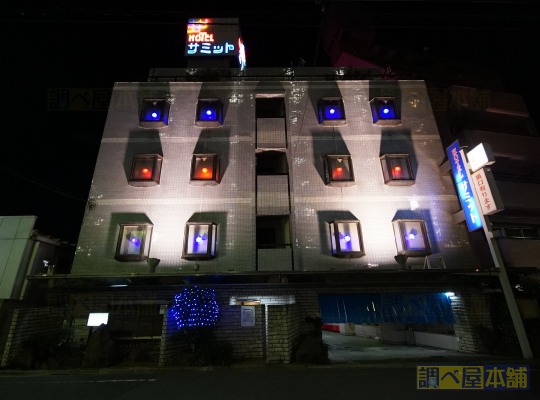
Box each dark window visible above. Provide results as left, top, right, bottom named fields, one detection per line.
left=318, top=97, right=346, bottom=126
left=392, top=220, right=431, bottom=257
left=369, top=97, right=401, bottom=126
left=256, top=216, right=291, bottom=249
left=323, top=155, right=355, bottom=187
left=129, top=154, right=163, bottom=187
left=139, top=99, right=171, bottom=128
left=329, top=220, right=365, bottom=258
left=380, top=154, right=414, bottom=186
left=182, top=222, right=217, bottom=260
left=256, top=151, right=288, bottom=175
left=256, top=97, right=285, bottom=118
left=196, top=99, right=223, bottom=127
left=115, top=224, right=153, bottom=262
left=189, top=154, right=220, bottom=186
left=494, top=226, right=540, bottom=239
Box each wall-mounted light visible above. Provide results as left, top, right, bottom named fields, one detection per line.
left=380, top=154, right=414, bottom=186
left=196, top=98, right=224, bottom=127
left=369, top=97, right=400, bottom=126
left=392, top=219, right=431, bottom=257
left=318, top=97, right=346, bottom=126
left=115, top=223, right=153, bottom=262
left=182, top=222, right=218, bottom=260
left=140, top=99, right=171, bottom=128
left=129, top=154, right=163, bottom=187
left=323, top=155, right=355, bottom=187
left=190, top=154, right=220, bottom=186
left=329, top=220, right=365, bottom=258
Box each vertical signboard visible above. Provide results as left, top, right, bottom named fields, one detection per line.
left=471, top=167, right=504, bottom=215
left=241, top=306, right=256, bottom=327
left=447, top=141, right=483, bottom=231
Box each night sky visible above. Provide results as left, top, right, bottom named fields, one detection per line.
left=2, top=1, right=539, bottom=243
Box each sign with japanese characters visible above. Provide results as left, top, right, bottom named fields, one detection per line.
left=417, top=365, right=529, bottom=390
left=447, top=140, right=483, bottom=231
left=185, top=18, right=240, bottom=57
left=471, top=167, right=504, bottom=215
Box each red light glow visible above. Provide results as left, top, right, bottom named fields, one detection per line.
left=202, top=168, right=208, bottom=173
left=394, top=166, right=401, bottom=172
left=142, top=168, right=149, bottom=174
left=336, top=167, right=343, bottom=172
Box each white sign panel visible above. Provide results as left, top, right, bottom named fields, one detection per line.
left=471, top=167, right=504, bottom=215
left=87, top=313, right=109, bottom=327
left=241, top=306, right=256, bottom=327
left=467, top=143, right=495, bottom=172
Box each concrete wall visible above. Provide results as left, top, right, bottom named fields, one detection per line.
left=0, top=216, right=36, bottom=299
left=413, top=331, right=459, bottom=351
left=72, top=78, right=478, bottom=275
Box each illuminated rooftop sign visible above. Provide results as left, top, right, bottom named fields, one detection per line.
left=447, top=140, right=483, bottom=231
left=185, top=18, right=246, bottom=68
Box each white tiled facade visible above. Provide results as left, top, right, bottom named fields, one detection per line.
left=73, top=74, right=478, bottom=275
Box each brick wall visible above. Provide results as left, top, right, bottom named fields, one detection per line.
left=0, top=307, right=65, bottom=367
left=267, top=304, right=301, bottom=363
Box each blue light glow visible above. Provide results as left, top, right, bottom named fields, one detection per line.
left=151, top=112, right=158, bottom=118
left=130, top=237, right=140, bottom=246
left=195, top=236, right=204, bottom=244
left=445, top=292, right=455, bottom=297
left=344, top=235, right=351, bottom=242
left=329, top=108, right=335, bottom=114
left=383, top=108, right=389, bottom=114
left=206, top=110, right=212, bottom=116
left=407, top=233, right=415, bottom=240
left=172, top=287, right=219, bottom=330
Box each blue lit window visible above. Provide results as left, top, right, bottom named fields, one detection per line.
left=182, top=222, right=218, bottom=261
left=115, top=224, right=153, bottom=262
left=329, top=220, right=365, bottom=258
left=318, top=97, right=346, bottom=126
left=369, top=97, right=401, bottom=126
left=196, top=99, right=223, bottom=127
left=392, top=220, right=431, bottom=257
left=140, top=99, right=171, bottom=128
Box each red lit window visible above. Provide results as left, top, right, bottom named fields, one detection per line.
left=323, top=155, right=355, bottom=187
left=190, top=154, right=220, bottom=185
left=129, top=154, right=163, bottom=187
left=380, top=155, right=414, bottom=186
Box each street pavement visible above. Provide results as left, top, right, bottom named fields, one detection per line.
left=0, top=366, right=538, bottom=400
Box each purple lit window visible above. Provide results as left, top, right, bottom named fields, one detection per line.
left=329, top=220, right=365, bottom=258
left=115, top=224, right=153, bottom=262
left=392, top=220, right=431, bottom=257
left=182, top=222, right=217, bottom=260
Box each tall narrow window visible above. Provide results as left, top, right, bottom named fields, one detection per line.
left=392, top=220, right=431, bottom=257
left=129, top=154, right=163, bottom=187
left=115, top=224, right=153, bottom=262
left=182, top=222, right=217, bottom=260
left=323, top=155, right=355, bottom=187
left=139, top=99, right=171, bottom=128
left=256, top=97, right=285, bottom=118
left=329, top=220, right=365, bottom=258
left=369, top=97, right=400, bottom=126
left=380, top=154, right=414, bottom=186
left=318, top=97, right=346, bottom=126
left=195, top=99, right=223, bottom=127
left=189, top=154, right=220, bottom=186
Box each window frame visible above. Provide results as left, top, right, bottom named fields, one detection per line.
left=195, top=98, right=224, bottom=128
left=139, top=98, right=171, bottom=128
left=369, top=97, right=401, bottom=126
left=317, top=97, right=347, bottom=126
left=392, top=219, right=431, bottom=257
left=380, top=154, right=414, bottom=186
left=182, top=222, right=218, bottom=261
left=189, top=154, right=220, bottom=186
left=323, top=155, right=355, bottom=187
left=329, top=220, right=365, bottom=258
left=129, top=154, right=163, bottom=187
left=115, top=223, right=153, bottom=262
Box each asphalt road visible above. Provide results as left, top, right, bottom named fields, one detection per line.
left=0, top=367, right=538, bottom=400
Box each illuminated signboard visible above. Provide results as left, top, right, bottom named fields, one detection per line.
left=447, top=140, right=483, bottom=231
left=185, top=18, right=245, bottom=68
left=471, top=167, right=504, bottom=216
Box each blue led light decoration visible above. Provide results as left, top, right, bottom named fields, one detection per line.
left=172, top=287, right=219, bottom=329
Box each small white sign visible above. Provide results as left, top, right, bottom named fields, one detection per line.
left=471, top=167, right=504, bottom=215
left=87, top=313, right=109, bottom=327
left=467, top=143, right=495, bottom=172
left=241, top=306, right=256, bottom=327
